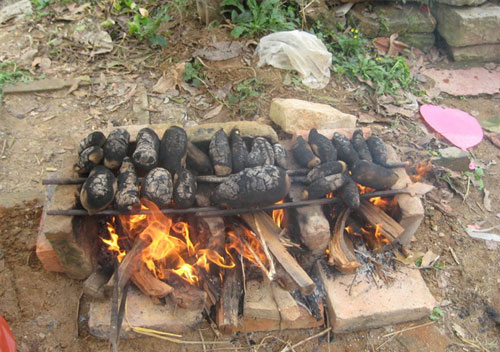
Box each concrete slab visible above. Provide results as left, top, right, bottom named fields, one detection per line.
left=317, top=263, right=436, bottom=333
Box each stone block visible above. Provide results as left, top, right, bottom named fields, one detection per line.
left=270, top=99, right=356, bottom=135
left=433, top=147, right=470, bottom=171
left=317, top=263, right=436, bottom=333
left=449, top=43, right=500, bottom=62
left=89, top=287, right=203, bottom=339
left=399, top=32, right=436, bottom=52
left=244, top=280, right=280, bottom=321
left=349, top=3, right=436, bottom=37
left=435, top=0, right=486, bottom=5
left=432, top=4, right=500, bottom=47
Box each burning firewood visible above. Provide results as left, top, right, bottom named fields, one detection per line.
left=331, top=132, right=360, bottom=167
left=211, top=165, right=290, bottom=208
left=351, top=129, right=372, bottom=162
left=173, top=168, right=197, bottom=208
left=159, top=126, right=188, bottom=175
left=74, top=145, right=103, bottom=175
left=169, top=280, right=208, bottom=310
left=308, top=128, right=337, bottom=163
left=186, top=141, right=214, bottom=175
left=80, top=166, right=117, bottom=215
left=306, top=160, right=347, bottom=183
left=216, top=261, right=242, bottom=332
left=302, top=173, right=347, bottom=200
left=114, top=157, right=140, bottom=212
left=292, top=136, right=320, bottom=169
left=272, top=143, right=288, bottom=169
left=78, top=131, right=106, bottom=154
left=132, top=128, right=160, bottom=172
left=230, top=128, right=249, bottom=173
left=247, top=137, right=275, bottom=167
left=337, top=176, right=360, bottom=209
left=357, top=200, right=404, bottom=244
left=141, top=167, right=173, bottom=207
left=351, top=160, right=398, bottom=190
left=328, top=208, right=361, bottom=273
left=131, top=262, right=173, bottom=298
left=209, top=129, right=232, bottom=176
left=103, top=129, right=130, bottom=170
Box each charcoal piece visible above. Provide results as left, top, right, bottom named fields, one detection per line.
left=306, top=161, right=347, bottom=183
left=114, top=157, right=140, bottom=212
left=366, top=135, right=388, bottom=166
left=247, top=137, right=275, bottom=167
left=351, top=129, right=372, bottom=162
left=272, top=143, right=288, bottom=169
left=211, top=165, right=290, bottom=208
left=302, top=173, right=347, bottom=200
left=103, top=129, right=130, bottom=170
left=331, top=132, right=359, bottom=167
left=292, top=136, right=321, bottom=169
left=338, top=176, right=360, bottom=209
left=159, top=126, right=188, bottom=175
left=141, top=167, right=173, bottom=208
left=209, top=129, right=232, bottom=176
left=80, top=166, right=117, bottom=215
left=74, top=146, right=103, bottom=175
left=78, top=131, right=106, bottom=154
left=230, top=128, right=249, bottom=173
left=308, top=128, right=337, bottom=163
left=187, top=141, right=214, bottom=175
left=133, top=128, right=160, bottom=172
left=350, top=160, right=398, bottom=190
left=173, top=168, right=197, bottom=208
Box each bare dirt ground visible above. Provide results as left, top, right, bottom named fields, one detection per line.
left=0, top=2, right=499, bottom=351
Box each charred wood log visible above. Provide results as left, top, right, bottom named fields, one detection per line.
left=141, top=167, right=173, bottom=208
left=308, top=128, right=337, bottom=163
left=115, top=157, right=140, bottom=212
left=131, top=262, right=173, bottom=298
left=186, top=141, right=214, bottom=175
left=74, top=145, right=103, bottom=175
left=216, top=261, right=242, bottom=332
left=338, top=176, right=360, bottom=209
left=331, top=132, right=360, bottom=167
left=173, top=168, right=197, bottom=209
left=303, top=173, right=347, bottom=200
left=306, top=161, right=347, bottom=184
left=103, top=129, right=130, bottom=170
left=80, top=166, right=117, bottom=215
left=230, top=128, right=249, bottom=173
left=247, top=137, right=275, bottom=167
left=273, top=143, right=288, bottom=170
left=350, top=160, right=398, bottom=190
left=357, top=200, right=404, bottom=244
left=211, top=165, right=290, bottom=208
left=83, top=267, right=113, bottom=299
left=78, top=131, right=106, bottom=154
left=159, top=126, right=188, bottom=175
left=132, top=128, right=160, bottom=172
left=292, top=136, right=320, bottom=169
left=351, top=129, right=372, bottom=162
left=209, top=129, right=232, bottom=176
left=168, top=276, right=207, bottom=310
left=328, top=208, right=360, bottom=273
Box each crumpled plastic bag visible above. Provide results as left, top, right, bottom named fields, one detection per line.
left=255, top=30, right=332, bottom=89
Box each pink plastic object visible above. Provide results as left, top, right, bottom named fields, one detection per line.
left=420, top=104, right=483, bottom=150
left=0, top=316, right=16, bottom=352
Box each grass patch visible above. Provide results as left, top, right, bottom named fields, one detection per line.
left=0, top=62, right=32, bottom=97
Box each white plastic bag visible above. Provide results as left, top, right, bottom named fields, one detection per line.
left=255, top=30, right=332, bottom=89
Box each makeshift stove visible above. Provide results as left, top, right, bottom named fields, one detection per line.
left=37, top=121, right=435, bottom=339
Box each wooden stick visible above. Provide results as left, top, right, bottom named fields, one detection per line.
left=328, top=207, right=361, bottom=273
left=280, top=327, right=332, bottom=352
left=131, top=262, right=173, bottom=298
left=241, top=212, right=315, bottom=295
left=216, top=261, right=242, bottom=332
left=46, top=189, right=412, bottom=217
left=357, top=200, right=404, bottom=243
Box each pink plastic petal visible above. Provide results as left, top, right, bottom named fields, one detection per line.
left=420, top=104, right=483, bottom=150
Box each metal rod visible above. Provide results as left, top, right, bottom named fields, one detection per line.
left=45, top=189, right=410, bottom=217
left=41, top=169, right=310, bottom=185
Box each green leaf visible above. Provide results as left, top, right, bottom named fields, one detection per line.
left=149, top=34, right=167, bottom=48
left=231, top=26, right=246, bottom=38
left=430, top=307, right=444, bottom=321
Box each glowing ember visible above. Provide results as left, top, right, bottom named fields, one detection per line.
left=101, top=199, right=268, bottom=287
left=272, top=200, right=285, bottom=228
left=411, top=160, right=432, bottom=182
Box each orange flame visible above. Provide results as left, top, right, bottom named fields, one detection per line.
left=272, top=200, right=285, bottom=228
left=102, top=220, right=126, bottom=263
left=411, top=160, right=432, bottom=182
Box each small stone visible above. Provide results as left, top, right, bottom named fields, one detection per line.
left=270, top=98, right=356, bottom=134
left=449, top=43, right=500, bottom=63
left=433, top=147, right=470, bottom=171
left=438, top=232, right=445, bottom=238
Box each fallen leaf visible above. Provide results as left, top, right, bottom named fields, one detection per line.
left=202, top=105, right=223, bottom=120
left=421, top=250, right=438, bottom=267
left=483, top=189, right=492, bottom=212
left=139, top=8, right=149, bottom=17
left=67, top=2, right=90, bottom=14
left=152, top=62, right=185, bottom=93
left=388, top=33, right=410, bottom=56
left=194, top=41, right=243, bottom=61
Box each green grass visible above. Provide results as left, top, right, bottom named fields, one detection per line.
left=0, top=62, right=32, bottom=96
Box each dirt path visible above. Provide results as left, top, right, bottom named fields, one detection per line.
left=0, top=3, right=499, bottom=352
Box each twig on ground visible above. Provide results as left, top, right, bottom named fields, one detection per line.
left=280, top=327, right=332, bottom=352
